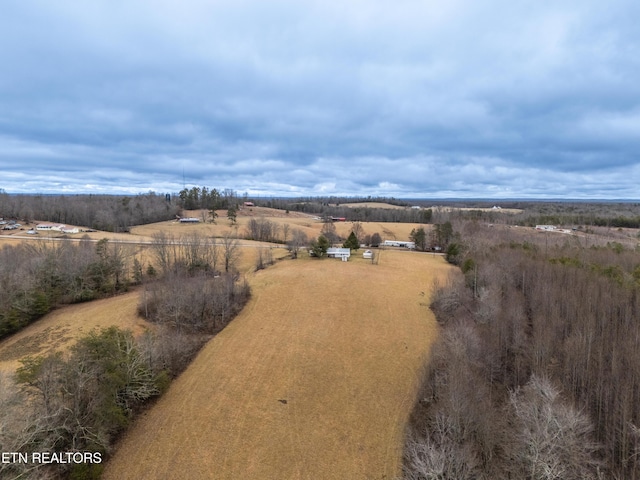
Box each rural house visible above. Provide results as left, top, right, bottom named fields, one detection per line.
left=382, top=240, right=416, bottom=249
left=326, top=247, right=351, bottom=261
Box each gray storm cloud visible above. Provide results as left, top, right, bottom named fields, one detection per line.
left=1, top=0, right=639, bottom=198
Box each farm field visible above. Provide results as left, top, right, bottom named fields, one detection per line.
left=433, top=205, right=523, bottom=214
left=1, top=207, right=426, bottom=250
left=103, top=250, right=451, bottom=480
left=339, top=202, right=408, bottom=209
left=337, top=202, right=523, bottom=215
left=137, top=207, right=425, bottom=242
left=0, top=290, right=151, bottom=374
left=0, top=215, right=417, bottom=378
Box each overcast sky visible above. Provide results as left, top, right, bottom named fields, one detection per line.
left=1, top=0, right=639, bottom=198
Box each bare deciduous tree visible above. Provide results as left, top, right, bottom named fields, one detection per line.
left=320, top=221, right=340, bottom=245
left=509, top=376, right=601, bottom=480
left=221, top=231, right=240, bottom=273
left=287, top=229, right=308, bottom=259
left=282, top=223, right=290, bottom=244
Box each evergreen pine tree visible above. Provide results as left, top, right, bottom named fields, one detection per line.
left=343, top=231, right=359, bottom=251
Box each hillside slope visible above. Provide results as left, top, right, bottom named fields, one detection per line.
left=103, top=251, right=450, bottom=479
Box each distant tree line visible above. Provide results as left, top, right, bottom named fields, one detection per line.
left=404, top=221, right=640, bottom=479
left=262, top=195, right=412, bottom=210
left=517, top=213, right=640, bottom=229
left=259, top=199, right=640, bottom=228
left=508, top=201, right=640, bottom=229
left=177, top=186, right=240, bottom=211
left=245, top=196, right=435, bottom=224
left=0, top=191, right=180, bottom=232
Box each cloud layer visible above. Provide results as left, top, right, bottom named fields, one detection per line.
left=1, top=0, right=639, bottom=198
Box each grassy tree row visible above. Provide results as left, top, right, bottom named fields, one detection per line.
left=0, top=323, right=213, bottom=480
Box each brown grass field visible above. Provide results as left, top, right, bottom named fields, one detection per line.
left=0, top=290, right=152, bottom=374
left=338, top=202, right=408, bottom=209
left=0, top=207, right=426, bottom=249
left=433, top=205, right=523, bottom=214
left=0, top=216, right=450, bottom=478
left=129, top=206, right=428, bottom=244
left=103, top=250, right=451, bottom=480
left=338, top=202, right=523, bottom=214
left=0, top=215, right=426, bottom=376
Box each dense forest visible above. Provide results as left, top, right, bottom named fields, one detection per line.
left=404, top=220, right=640, bottom=479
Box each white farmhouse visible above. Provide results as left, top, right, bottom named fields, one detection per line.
left=326, top=247, right=351, bottom=261
left=382, top=240, right=416, bottom=249
left=36, top=224, right=65, bottom=231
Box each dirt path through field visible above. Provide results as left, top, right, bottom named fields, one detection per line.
left=103, top=251, right=450, bottom=480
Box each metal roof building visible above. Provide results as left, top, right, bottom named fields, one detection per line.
left=326, top=247, right=351, bottom=261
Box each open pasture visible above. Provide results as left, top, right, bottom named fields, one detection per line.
left=1, top=208, right=426, bottom=254
left=0, top=217, right=430, bottom=377
left=433, top=205, right=523, bottom=214
left=339, top=202, right=408, bottom=209
left=0, top=242, right=289, bottom=375
left=0, top=290, right=151, bottom=374
left=130, top=207, right=425, bottom=245
left=103, top=250, right=451, bottom=480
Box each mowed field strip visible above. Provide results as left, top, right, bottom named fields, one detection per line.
left=103, top=251, right=451, bottom=480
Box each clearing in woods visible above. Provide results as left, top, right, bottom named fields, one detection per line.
left=0, top=290, right=151, bottom=374
left=103, top=250, right=451, bottom=479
